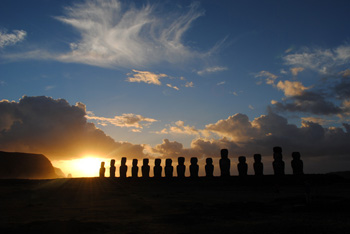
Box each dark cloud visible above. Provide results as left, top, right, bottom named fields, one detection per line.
left=0, top=96, right=145, bottom=160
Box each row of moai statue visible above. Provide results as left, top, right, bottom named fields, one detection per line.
left=99, top=147, right=304, bottom=178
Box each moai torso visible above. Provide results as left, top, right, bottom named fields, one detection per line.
left=273, top=147, right=285, bottom=175
left=142, top=158, right=150, bottom=178
left=99, top=162, right=105, bottom=178
left=205, top=158, right=214, bottom=177
left=177, top=157, right=185, bottom=178
left=237, top=156, right=248, bottom=176
left=219, top=149, right=230, bottom=177
left=190, top=157, right=199, bottom=177
left=120, top=157, right=127, bottom=178
left=110, top=159, right=116, bottom=178
left=291, top=152, right=304, bottom=175
left=154, top=158, right=162, bottom=178
left=165, top=159, right=173, bottom=178
left=132, top=159, right=138, bottom=178
left=253, top=154, right=263, bottom=176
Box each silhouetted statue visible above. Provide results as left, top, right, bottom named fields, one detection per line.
left=99, top=162, right=105, bottom=178
left=291, top=152, right=304, bottom=175
left=237, top=156, right=248, bottom=176
left=132, top=159, right=138, bottom=178
left=142, top=158, right=150, bottom=178
left=120, top=157, right=127, bottom=178
left=154, top=158, right=162, bottom=178
left=190, top=157, right=199, bottom=177
left=273, top=146, right=285, bottom=175
left=177, top=157, right=186, bottom=178
left=219, top=149, right=230, bottom=177
left=110, top=159, right=116, bottom=178
left=165, top=159, right=173, bottom=178
left=205, top=158, right=214, bottom=177
left=253, top=154, right=263, bottom=176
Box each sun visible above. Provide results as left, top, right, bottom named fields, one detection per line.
left=66, top=156, right=106, bottom=177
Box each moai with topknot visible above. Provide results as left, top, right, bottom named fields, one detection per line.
left=205, top=158, right=214, bottom=177
left=219, top=149, right=230, bottom=177
left=177, top=157, right=186, bottom=178
left=110, top=159, right=116, bottom=178
left=165, top=159, right=173, bottom=178
left=120, top=157, right=127, bottom=178
left=237, top=156, right=248, bottom=176
left=190, top=157, right=199, bottom=177
left=291, top=152, right=304, bottom=175
left=253, top=154, right=263, bottom=176
left=273, top=147, right=285, bottom=175
left=154, top=158, right=162, bottom=178
left=142, top=158, right=150, bottom=178
left=132, top=159, right=138, bottom=178
left=99, top=162, right=105, bottom=178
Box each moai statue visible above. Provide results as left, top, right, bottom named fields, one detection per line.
left=237, top=156, right=248, bottom=176
left=165, top=159, right=173, bottom=178
left=142, top=158, right=150, bottom=178
left=132, top=159, right=138, bottom=178
left=273, top=146, right=285, bottom=175
left=205, top=158, right=214, bottom=177
left=110, top=159, right=116, bottom=178
left=120, top=157, right=127, bottom=178
left=253, top=154, right=263, bottom=176
left=190, top=157, right=199, bottom=177
left=99, top=162, right=105, bottom=178
left=154, top=158, right=162, bottom=178
left=177, top=157, right=186, bottom=178
left=219, top=149, right=230, bottom=177
left=291, top=152, right=304, bottom=175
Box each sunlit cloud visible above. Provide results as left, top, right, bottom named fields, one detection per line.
left=290, top=67, right=304, bottom=76
left=166, top=84, right=180, bottom=91
left=185, top=81, right=194, bottom=87
left=126, top=70, right=166, bottom=85
left=276, top=80, right=310, bottom=96
left=197, top=66, right=228, bottom=75
left=255, top=70, right=278, bottom=85
left=86, top=111, right=157, bottom=129
left=301, top=117, right=335, bottom=126
left=0, top=29, right=26, bottom=48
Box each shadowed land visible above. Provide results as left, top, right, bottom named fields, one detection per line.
left=0, top=175, right=349, bottom=234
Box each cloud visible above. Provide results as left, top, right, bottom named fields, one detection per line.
left=86, top=112, right=157, bottom=129
left=276, top=80, right=310, bottom=96
left=290, top=67, right=304, bottom=76
left=217, top=81, right=225, bottom=86
left=248, top=105, right=254, bottom=110
left=185, top=81, right=194, bottom=87
left=0, top=29, right=26, bottom=48
left=156, top=120, right=200, bottom=136
left=300, top=117, right=335, bottom=126
left=126, top=70, right=166, bottom=85
left=0, top=96, right=146, bottom=160
left=166, top=84, right=180, bottom=91
left=197, top=66, right=228, bottom=75
left=255, top=71, right=278, bottom=85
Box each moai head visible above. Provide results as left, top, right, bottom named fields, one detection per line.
left=273, top=146, right=283, bottom=161
left=273, top=146, right=282, bottom=154
left=178, top=157, right=185, bottom=165
left=166, top=158, right=172, bottom=167
left=143, top=158, right=149, bottom=165
left=110, top=159, right=115, bottom=167
left=191, top=157, right=198, bottom=165
left=206, top=158, right=213, bottom=165
left=132, top=159, right=138, bottom=166
left=101, top=162, right=105, bottom=168
left=221, top=149, right=228, bottom=159
left=121, top=157, right=127, bottom=165
left=238, top=156, right=246, bottom=163
left=292, top=152, right=301, bottom=160
left=155, top=158, right=161, bottom=166
left=254, top=154, right=261, bottom=162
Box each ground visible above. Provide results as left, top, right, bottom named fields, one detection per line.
left=0, top=175, right=349, bottom=233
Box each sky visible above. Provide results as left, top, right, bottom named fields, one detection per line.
left=1, top=0, right=350, bottom=177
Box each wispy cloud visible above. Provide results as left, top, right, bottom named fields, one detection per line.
left=0, top=29, right=26, bottom=48
left=185, top=81, right=194, bottom=87
left=166, top=84, right=180, bottom=90
left=197, top=66, right=228, bottom=75
left=126, top=70, right=166, bottom=85
left=290, top=67, right=304, bottom=76
left=217, top=81, right=225, bottom=86
left=255, top=71, right=278, bottom=85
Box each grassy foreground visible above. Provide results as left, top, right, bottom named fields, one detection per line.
left=0, top=175, right=349, bottom=233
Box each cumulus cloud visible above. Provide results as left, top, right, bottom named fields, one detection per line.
left=276, top=80, right=310, bottom=96
left=0, top=96, right=146, bottom=160
left=0, top=29, right=26, bottom=48
left=86, top=112, right=157, bottom=129
left=197, top=66, right=228, bottom=75
left=126, top=70, right=166, bottom=85
left=156, top=120, right=200, bottom=136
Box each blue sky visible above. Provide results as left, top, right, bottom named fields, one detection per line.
left=1, top=0, right=350, bottom=175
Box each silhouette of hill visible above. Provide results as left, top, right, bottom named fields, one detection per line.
left=328, top=171, right=350, bottom=180
left=0, top=151, right=58, bottom=179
